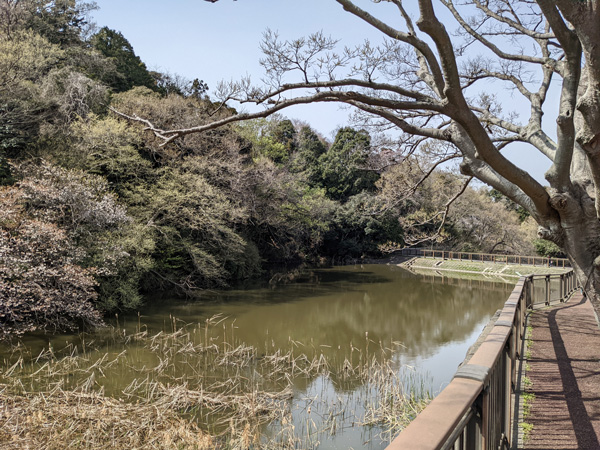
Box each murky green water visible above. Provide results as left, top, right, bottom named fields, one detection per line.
left=1, top=264, right=513, bottom=449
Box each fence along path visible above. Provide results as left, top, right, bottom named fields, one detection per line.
left=387, top=250, right=577, bottom=450
left=401, top=248, right=571, bottom=268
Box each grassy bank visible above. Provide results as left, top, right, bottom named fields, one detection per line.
left=403, top=257, right=569, bottom=278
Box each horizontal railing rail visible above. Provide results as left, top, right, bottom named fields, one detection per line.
left=387, top=269, right=578, bottom=450
left=400, top=248, right=571, bottom=268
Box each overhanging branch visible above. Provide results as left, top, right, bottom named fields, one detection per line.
left=234, top=78, right=436, bottom=105
left=112, top=89, right=445, bottom=146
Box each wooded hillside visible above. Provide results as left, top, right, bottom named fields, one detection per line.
left=0, top=0, right=542, bottom=337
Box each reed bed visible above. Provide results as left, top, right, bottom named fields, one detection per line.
left=0, top=390, right=214, bottom=450
left=0, top=316, right=432, bottom=449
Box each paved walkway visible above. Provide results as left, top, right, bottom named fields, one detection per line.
left=523, top=292, right=600, bottom=450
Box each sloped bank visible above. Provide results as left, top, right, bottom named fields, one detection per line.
left=400, top=257, right=569, bottom=278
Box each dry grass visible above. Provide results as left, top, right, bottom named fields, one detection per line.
left=0, top=391, right=214, bottom=450
left=0, top=316, right=432, bottom=449
left=361, top=361, right=431, bottom=442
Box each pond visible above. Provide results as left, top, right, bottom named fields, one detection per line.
left=1, top=264, right=513, bottom=449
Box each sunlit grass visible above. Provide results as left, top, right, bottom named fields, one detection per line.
left=408, top=258, right=569, bottom=277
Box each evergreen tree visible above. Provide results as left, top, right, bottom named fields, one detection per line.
left=91, top=27, right=155, bottom=92
left=291, top=126, right=327, bottom=180
left=271, top=119, right=296, bottom=153
left=316, top=127, right=379, bottom=202
left=26, top=0, right=94, bottom=47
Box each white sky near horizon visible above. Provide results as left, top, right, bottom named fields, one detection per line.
left=91, top=0, right=554, bottom=184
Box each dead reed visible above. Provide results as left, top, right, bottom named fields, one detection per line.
left=0, top=390, right=215, bottom=450
left=0, top=316, right=431, bottom=449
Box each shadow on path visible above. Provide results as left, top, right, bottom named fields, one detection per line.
left=547, top=296, right=600, bottom=449
left=524, top=293, right=600, bottom=450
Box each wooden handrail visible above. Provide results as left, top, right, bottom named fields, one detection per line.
left=387, top=270, right=577, bottom=449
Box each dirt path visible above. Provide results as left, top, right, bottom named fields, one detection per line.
left=524, top=292, right=600, bottom=450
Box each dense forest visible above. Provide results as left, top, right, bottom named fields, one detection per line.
left=0, top=0, right=553, bottom=337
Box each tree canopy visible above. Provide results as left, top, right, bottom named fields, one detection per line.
left=91, top=26, right=156, bottom=92
left=316, top=127, right=378, bottom=202
left=0, top=0, right=558, bottom=335
left=153, top=0, right=600, bottom=310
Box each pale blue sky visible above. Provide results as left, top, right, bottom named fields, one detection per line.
left=92, top=0, right=390, bottom=137
left=91, top=0, right=553, bottom=183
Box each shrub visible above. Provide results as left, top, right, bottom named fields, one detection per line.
left=0, top=186, right=102, bottom=337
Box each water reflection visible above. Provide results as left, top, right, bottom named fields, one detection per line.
left=13, top=265, right=512, bottom=383
left=137, top=265, right=511, bottom=365
left=1, top=264, right=514, bottom=450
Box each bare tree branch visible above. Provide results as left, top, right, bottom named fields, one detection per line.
left=382, top=153, right=461, bottom=214
left=114, top=86, right=448, bottom=146
left=335, top=0, right=445, bottom=96
left=403, top=175, right=473, bottom=246
left=232, top=78, right=437, bottom=105
left=440, top=0, right=555, bottom=69
left=347, top=101, right=450, bottom=141
left=471, top=0, right=555, bottom=40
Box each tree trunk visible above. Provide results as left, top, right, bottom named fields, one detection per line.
left=542, top=174, right=600, bottom=311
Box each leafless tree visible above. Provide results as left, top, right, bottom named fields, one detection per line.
left=117, top=0, right=600, bottom=310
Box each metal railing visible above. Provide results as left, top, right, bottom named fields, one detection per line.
left=400, top=248, right=571, bottom=268
left=387, top=269, right=578, bottom=450
left=416, top=274, right=514, bottom=292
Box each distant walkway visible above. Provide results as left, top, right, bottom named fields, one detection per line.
left=522, top=292, right=600, bottom=449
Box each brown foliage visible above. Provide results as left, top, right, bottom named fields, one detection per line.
left=0, top=186, right=102, bottom=338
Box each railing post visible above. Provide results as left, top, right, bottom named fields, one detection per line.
left=505, top=344, right=512, bottom=449
left=466, top=406, right=483, bottom=450
left=509, top=324, right=517, bottom=387
left=546, top=275, right=551, bottom=305
left=520, top=289, right=526, bottom=339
